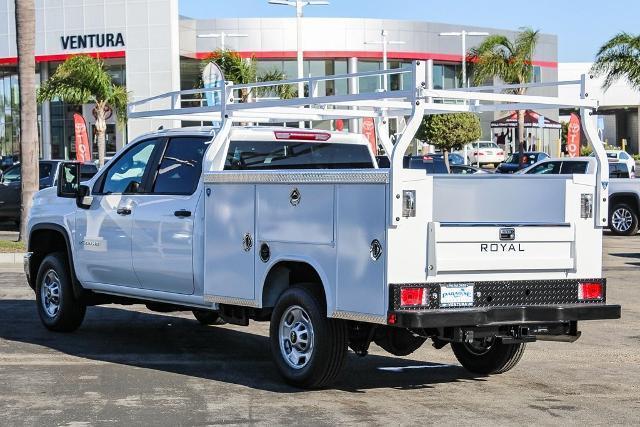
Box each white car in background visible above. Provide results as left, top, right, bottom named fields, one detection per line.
left=590, top=150, right=636, bottom=174
left=462, top=141, right=505, bottom=166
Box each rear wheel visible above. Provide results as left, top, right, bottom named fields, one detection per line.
left=609, top=203, right=638, bottom=236
left=451, top=338, right=526, bottom=375
left=35, top=252, right=86, bottom=332
left=192, top=309, right=226, bottom=325
left=270, top=286, right=347, bottom=388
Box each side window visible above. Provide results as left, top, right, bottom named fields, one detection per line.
left=39, top=163, right=53, bottom=179
left=153, top=137, right=208, bottom=194
left=99, top=139, right=159, bottom=194
left=561, top=162, right=588, bottom=174
left=527, top=162, right=561, bottom=174
left=620, top=152, right=629, bottom=160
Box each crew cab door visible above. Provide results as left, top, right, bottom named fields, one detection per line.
left=75, top=138, right=162, bottom=287
left=130, top=136, right=209, bottom=295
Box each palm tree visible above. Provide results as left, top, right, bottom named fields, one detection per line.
left=14, top=0, right=38, bottom=240
left=202, top=49, right=296, bottom=102
left=591, top=32, right=640, bottom=91
left=37, top=55, right=128, bottom=167
left=468, top=28, right=540, bottom=164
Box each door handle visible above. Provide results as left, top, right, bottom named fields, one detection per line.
left=116, top=207, right=132, bottom=215
left=174, top=209, right=191, bottom=217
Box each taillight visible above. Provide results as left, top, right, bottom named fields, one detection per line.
left=497, top=151, right=504, bottom=156
left=274, top=130, right=331, bottom=141
left=400, top=287, right=428, bottom=306
left=578, top=282, right=603, bottom=300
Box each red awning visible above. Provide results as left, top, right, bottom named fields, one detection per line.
left=490, top=110, right=562, bottom=129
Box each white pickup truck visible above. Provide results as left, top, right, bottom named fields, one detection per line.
left=24, top=62, right=620, bottom=388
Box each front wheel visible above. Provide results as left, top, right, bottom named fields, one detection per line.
left=451, top=339, right=526, bottom=375
left=35, top=252, right=86, bottom=332
left=269, top=286, right=347, bottom=388
left=609, top=204, right=639, bottom=236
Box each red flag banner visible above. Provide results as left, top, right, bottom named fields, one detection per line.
left=362, top=117, right=377, bottom=155
left=73, top=113, right=91, bottom=162
left=567, top=113, right=581, bottom=157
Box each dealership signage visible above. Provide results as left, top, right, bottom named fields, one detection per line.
left=61, top=33, right=125, bottom=50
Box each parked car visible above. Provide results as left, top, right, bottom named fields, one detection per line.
left=519, top=157, right=633, bottom=178
left=590, top=150, right=636, bottom=175
left=495, top=152, right=549, bottom=174
left=426, top=152, right=464, bottom=165
left=517, top=157, right=638, bottom=235
left=376, top=155, right=449, bottom=174
left=450, top=164, right=489, bottom=174
left=0, top=160, right=97, bottom=223
left=461, top=141, right=505, bottom=166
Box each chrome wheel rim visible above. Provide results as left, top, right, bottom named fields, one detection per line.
left=40, top=269, right=61, bottom=318
left=279, top=305, right=314, bottom=370
left=612, top=207, right=633, bottom=232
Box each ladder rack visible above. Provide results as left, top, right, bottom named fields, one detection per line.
left=128, top=61, right=609, bottom=229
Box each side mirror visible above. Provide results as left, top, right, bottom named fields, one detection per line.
left=57, top=162, right=93, bottom=209
left=57, top=162, right=80, bottom=198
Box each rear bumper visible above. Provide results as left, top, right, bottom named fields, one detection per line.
left=390, top=304, right=621, bottom=328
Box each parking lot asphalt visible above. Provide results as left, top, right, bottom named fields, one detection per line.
left=0, top=234, right=638, bottom=426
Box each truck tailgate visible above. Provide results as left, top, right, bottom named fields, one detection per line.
left=427, top=223, right=574, bottom=273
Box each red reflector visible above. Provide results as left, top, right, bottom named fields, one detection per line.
left=274, top=130, right=331, bottom=141
left=387, top=313, right=397, bottom=325
left=400, top=287, right=425, bottom=306
left=579, top=282, right=603, bottom=300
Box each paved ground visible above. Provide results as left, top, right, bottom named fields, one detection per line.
left=0, top=234, right=638, bottom=426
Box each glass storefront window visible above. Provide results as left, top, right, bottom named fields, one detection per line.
left=358, top=60, right=382, bottom=93
left=433, top=63, right=461, bottom=90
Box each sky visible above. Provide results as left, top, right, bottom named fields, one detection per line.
left=179, top=0, right=640, bottom=62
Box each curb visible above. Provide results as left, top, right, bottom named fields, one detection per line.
left=0, top=252, right=25, bottom=265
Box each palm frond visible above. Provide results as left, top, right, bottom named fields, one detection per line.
left=37, top=54, right=128, bottom=119
left=591, top=32, right=640, bottom=90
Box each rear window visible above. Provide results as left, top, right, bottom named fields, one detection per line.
left=224, top=140, right=374, bottom=170
left=561, top=161, right=588, bottom=174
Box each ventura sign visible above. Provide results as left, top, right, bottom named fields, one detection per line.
left=61, top=33, right=125, bottom=50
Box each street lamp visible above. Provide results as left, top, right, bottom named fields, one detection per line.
left=268, top=0, right=330, bottom=104
left=365, top=29, right=405, bottom=91
left=438, top=30, right=489, bottom=88
left=197, top=32, right=248, bottom=50
left=439, top=30, right=489, bottom=165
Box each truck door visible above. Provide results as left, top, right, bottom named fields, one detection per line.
left=130, top=136, right=210, bottom=295
left=75, top=138, right=162, bottom=287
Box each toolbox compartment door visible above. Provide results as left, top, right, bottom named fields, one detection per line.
left=428, top=222, right=575, bottom=274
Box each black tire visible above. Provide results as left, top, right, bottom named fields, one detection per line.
left=35, top=252, right=86, bottom=332
left=192, top=309, right=226, bottom=325
left=451, top=339, right=526, bottom=375
left=269, top=285, right=347, bottom=389
left=374, top=328, right=426, bottom=356
left=609, top=203, right=639, bottom=236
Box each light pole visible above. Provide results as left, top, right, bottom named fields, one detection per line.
left=268, top=1, right=329, bottom=104
left=439, top=30, right=489, bottom=165
left=197, top=31, right=248, bottom=50
left=365, top=29, right=405, bottom=91
left=438, top=30, right=489, bottom=88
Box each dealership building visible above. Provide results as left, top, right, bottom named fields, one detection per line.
left=0, top=0, right=559, bottom=161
